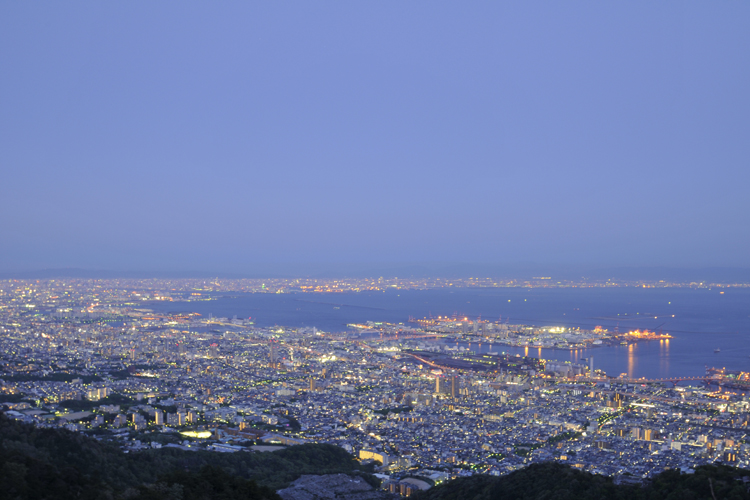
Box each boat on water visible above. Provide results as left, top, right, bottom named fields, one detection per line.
left=714, top=348, right=721, bottom=353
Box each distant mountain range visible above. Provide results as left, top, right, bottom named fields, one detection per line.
left=1, top=265, right=749, bottom=283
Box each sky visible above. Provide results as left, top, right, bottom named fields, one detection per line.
left=1, top=2, right=749, bottom=275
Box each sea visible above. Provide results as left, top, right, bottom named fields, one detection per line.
left=144, top=287, right=750, bottom=380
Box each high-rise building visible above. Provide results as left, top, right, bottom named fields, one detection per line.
left=435, top=376, right=457, bottom=396
left=270, top=343, right=277, bottom=364
left=155, top=409, right=164, bottom=425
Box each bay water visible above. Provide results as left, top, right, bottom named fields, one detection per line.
left=145, top=287, right=750, bottom=379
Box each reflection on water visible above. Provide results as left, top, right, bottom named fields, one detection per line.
left=147, top=287, right=750, bottom=378
left=659, top=339, right=670, bottom=378
left=444, top=335, right=739, bottom=379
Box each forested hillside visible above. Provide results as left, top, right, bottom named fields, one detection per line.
left=0, top=413, right=370, bottom=499
left=4, top=412, right=750, bottom=500
left=413, top=462, right=750, bottom=500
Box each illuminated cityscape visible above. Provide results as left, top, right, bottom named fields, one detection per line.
left=1, top=278, right=749, bottom=494
left=3, top=1, right=750, bottom=497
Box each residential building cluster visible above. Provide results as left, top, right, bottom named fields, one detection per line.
left=0, top=278, right=749, bottom=492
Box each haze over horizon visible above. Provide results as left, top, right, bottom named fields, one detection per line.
left=2, top=2, right=749, bottom=274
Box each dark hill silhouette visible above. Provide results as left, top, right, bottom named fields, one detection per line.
left=412, top=462, right=750, bottom=500
left=0, top=412, right=371, bottom=499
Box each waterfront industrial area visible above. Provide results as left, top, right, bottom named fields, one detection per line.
left=1, top=278, right=750, bottom=494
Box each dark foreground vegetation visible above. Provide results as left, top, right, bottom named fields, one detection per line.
left=0, top=412, right=371, bottom=500
left=4, top=411, right=750, bottom=500
left=413, top=461, right=750, bottom=500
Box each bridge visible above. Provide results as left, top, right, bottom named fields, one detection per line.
left=402, top=352, right=453, bottom=371
left=365, top=333, right=447, bottom=342
left=563, top=375, right=750, bottom=388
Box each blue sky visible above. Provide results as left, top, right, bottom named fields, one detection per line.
left=1, top=2, right=749, bottom=274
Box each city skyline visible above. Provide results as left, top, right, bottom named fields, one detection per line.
left=1, top=276, right=749, bottom=487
